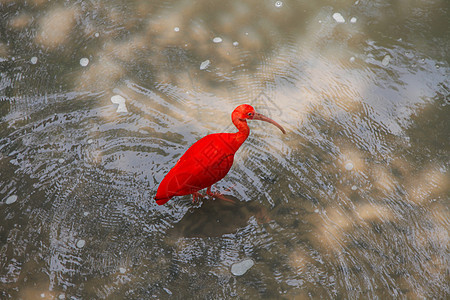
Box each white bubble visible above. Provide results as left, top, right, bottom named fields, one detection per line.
left=345, top=162, right=354, bottom=170
left=350, top=17, right=357, bottom=23
left=41, top=293, right=45, bottom=298
left=58, top=158, right=65, bottom=163
left=233, top=41, right=239, bottom=46
left=94, top=32, right=99, bottom=37
left=200, top=59, right=210, bottom=70
left=58, top=294, right=66, bottom=300
left=30, top=57, right=38, bottom=64
left=351, top=185, right=358, bottom=190
left=76, top=239, right=86, bottom=248
left=80, top=57, right=89, bottom=67
left=174, top=27, right=180, bottom=32
left=231, top=259, right=254, bottom=276
left=332, top=13, right=345, bottom=23
left=381, top=55, right=391, bottom=66
left=87, top=139, right=93, bottom=144
left=5, top=195, right=18, bottom=204
left=83, top=211, right=90, bottom=216
left=349, top=56, right=355, bottom=63
left=111, top=95, right=125, bottom=104
left=119, top=267, right=126, bottom=274
left=213, top=37, right=223, bottom=43
left=275, top=1, right=283, bottom=8
left=314, top=209, right=319, bottom=213
left=111, top=95, right=128, bottom=113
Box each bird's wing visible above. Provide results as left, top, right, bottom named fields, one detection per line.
left=172, top=149, right=234, bottom=189
left=156, top=133, right=236, bottom=199
left=178, top=133, right=235, bottom=164
left=169, top=133, right=235, bottom=189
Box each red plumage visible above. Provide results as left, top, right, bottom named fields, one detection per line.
left=154, top=104, right=285, bottom=205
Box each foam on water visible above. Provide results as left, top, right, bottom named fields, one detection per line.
left=0, top=0, right=448, bottom=298
left=5, top=195, right=18, bottom=204
left=76, top=239, right=86, bottom=248
left=80, top=57, right=89, bottom=67
left=231, top=259, right=255, bottom=276
left=200, top=59, right=210, bottom=70
left=332, top=12, right=345, bottom=23
left=110, top=95, right=128, bottom=113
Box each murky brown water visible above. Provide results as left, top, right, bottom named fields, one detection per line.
left=1, top=0, right=449, bottom=299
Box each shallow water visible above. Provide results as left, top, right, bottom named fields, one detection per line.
left=1, top=0, right=449, bottom=299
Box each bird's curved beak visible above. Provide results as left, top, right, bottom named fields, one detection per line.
left=253, top=112, right=286, bottom=134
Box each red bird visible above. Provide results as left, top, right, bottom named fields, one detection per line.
left=154, top=104, right=286, bottom=205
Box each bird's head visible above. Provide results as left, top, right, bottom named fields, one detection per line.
left=232, top=104, right=286, bottom=134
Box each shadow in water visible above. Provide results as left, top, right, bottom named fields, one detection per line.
left=168, top=195, right=270, bottom=238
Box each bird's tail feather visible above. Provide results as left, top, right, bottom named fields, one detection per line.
left=154, top=196, right=171, bottom=205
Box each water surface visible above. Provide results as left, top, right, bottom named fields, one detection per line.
left=1, top=0, right=449, bottom=298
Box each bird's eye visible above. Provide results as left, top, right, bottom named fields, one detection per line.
left=247, top=112, right=252, bottom=116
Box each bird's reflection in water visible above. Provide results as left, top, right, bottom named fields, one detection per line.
left=168, top=196, right=270, bottom=238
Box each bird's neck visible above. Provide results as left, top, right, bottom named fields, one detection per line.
left=231, top=118, right=250, bottom=150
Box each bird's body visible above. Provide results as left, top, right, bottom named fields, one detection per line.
left=154, top=104, right=285, bottom=205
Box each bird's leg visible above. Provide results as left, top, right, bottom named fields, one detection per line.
left=223, top=183, right=236, bottom=193
left=206, top=186, right=234, bottom=203
left=206, top=186, right=218, bottom=197
left=192, top=192, right=204, bottom=203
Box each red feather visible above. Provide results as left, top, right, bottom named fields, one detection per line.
left=154, top=104, right=285, bottom=205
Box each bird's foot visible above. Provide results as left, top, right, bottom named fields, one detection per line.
left=206, top=187, right=234, bottom=203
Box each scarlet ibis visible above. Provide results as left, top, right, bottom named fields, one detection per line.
left=154, top=104, right=286, bottom=205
